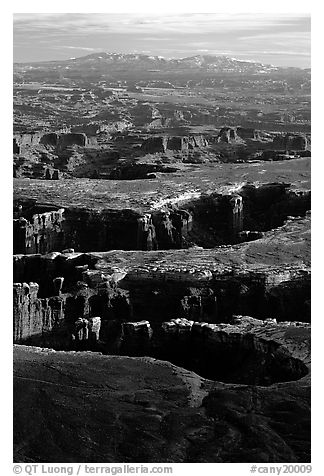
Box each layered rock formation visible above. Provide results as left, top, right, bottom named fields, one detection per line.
left=40, top=133, right=59, bottom=147
left=13, top=51, right=312, bottom=464
left=217, top=127, right=240, bottom=143
left=57, top=133, right=88, bottom=150
left=13, top=138, right=20, bottom=154
left=14, top=317, right=311, bottom=462
left=13, top=211, right=311, bottom=347
left=13, top=132, right=44, bottom=149
left=45, top=168, right=60, bottom=180
left=12, top=191, right=311, bottom=463
left=13, top=282, right=65, bottom=342
left=272, top=133, right=308, bottom=151
left=236, top=127, right=263, bottom=140
left=13, top=168, right=311, bottom=463
left=141, top=135, right=208, bottom=154
left=13, top=202, right=141, bottom=254
left=13, top=132, right=89, bottom=155
left=13, top=208, right=65, bottom=255
left=13, top=182, right=310, bottom=254
left=157, top=317, right=309, bottom=384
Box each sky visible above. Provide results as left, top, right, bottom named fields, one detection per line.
left=13, top=12, right=311, bottom=68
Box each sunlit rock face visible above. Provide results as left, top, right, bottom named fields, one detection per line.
left=13, top=182, right=310, bottom=255
left=141, top=135, right=208, bottom=154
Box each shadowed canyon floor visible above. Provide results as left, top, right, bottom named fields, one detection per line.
left=14, top=318, right=310, bottom=463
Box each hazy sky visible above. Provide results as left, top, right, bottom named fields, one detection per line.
left=13, top=13, right=311, bottom=67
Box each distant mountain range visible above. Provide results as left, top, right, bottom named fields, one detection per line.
left=14, top=52, right=309, bottom=75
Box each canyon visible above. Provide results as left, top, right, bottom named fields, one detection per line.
left=13, top=168, right=311, bottom=462
left=13, top=51, right=311, bottom=464
left=13, top=178, right=310, bottom=254
left=13, top=127, right=310, bottom=180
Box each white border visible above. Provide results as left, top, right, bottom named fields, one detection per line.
left=2, top=2, right=319, bottom=473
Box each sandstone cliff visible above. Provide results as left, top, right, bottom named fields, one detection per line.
left=141, top=135, right=208, bottom=154
left=14, top=325, right=311, bottom=463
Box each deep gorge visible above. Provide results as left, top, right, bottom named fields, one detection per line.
left=13, top=183, right=310, bottom=254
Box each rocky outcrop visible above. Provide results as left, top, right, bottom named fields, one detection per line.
left=166, top=136, right=185, bottom=151
left=13, top=138, right=20, bottom=154
left=72, top=316, right=101, bottom=344
left=13, top=132, right=89, bottom=155
left=240, top=184, right=311, bottom=232
left=272, top=134, right=308, bottom=151
left=13, top=208, right=65, bottom=255
left=11, top=191, right=243, bottom=254
left=13, top=320, right=311, bottom=462
left=57, top=133, right=88, bottom=150
left=217, top=127, right=240, bottom=143
left=40, top=133, right=59, bottom=147
left=12, top=180, right=311, bottom=346
left=45, top=168, right=61, bottom=180
left=261, top=150, right=298, bottom=161
left=215, top=126, right=271, bottom=146
left=64, top=314, right=310, bottom=386
left=53, top=276, right=64, bottom=296
left=13, top=204, right=141, bottom=254
left=71, top=120, right=131, bottom=135
left=13, top=183, right=310, bottom=256
left=89, top=316, right=101, bottom=341
left=141, top=135, right=208, bottom=154
left=137, top=214, right=158, bottom=250
left=12, top=176, right=311, bottom=464
left=13, top=132, right=44, bottom=148
left=141, top=136, right=167, bottom=153
left=62, top=208, right=141, bottom=252
left=13, top=282, right=65, bottom=342
left=167, top=192, right=244, bottom=247
left=120, top=320, right=153, bottom=354
left=13, top=246, right=311, bottom=347
left=152, top=208, right=193, bottom=249
left=158, top=316, right=309, bottom=384
left=236, top=127, right=261, bottom=140
left=166, top=135, right=208, bottom=151
left=13, top=154, right=62, bottom=179
left=13, top=278, right=311, bottom=384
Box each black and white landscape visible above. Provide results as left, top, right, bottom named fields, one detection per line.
left=13, top=12, right=311, bottom=464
